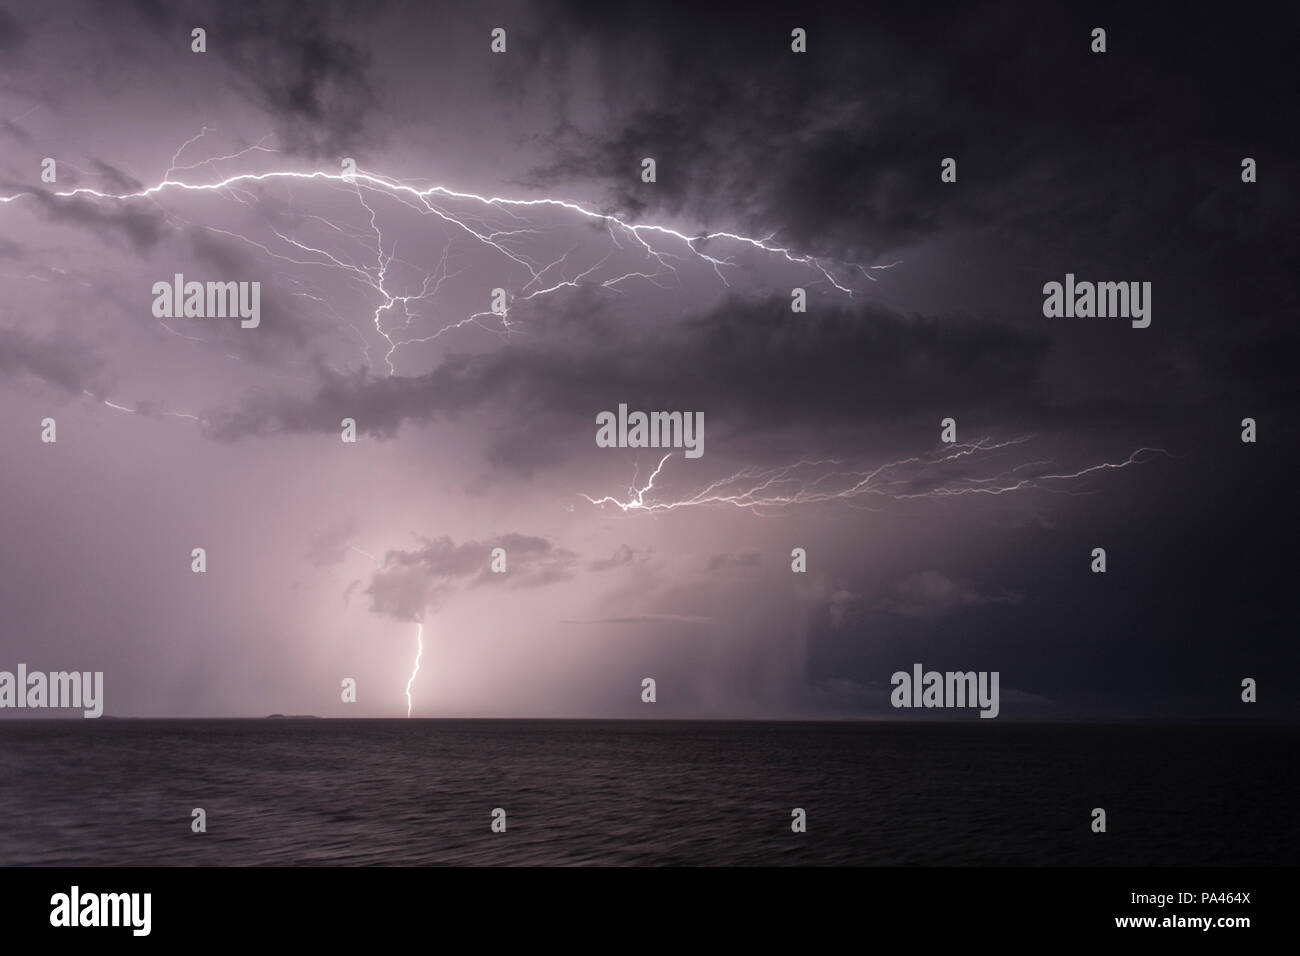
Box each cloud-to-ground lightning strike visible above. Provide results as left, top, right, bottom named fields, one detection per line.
left=582, top=440, right=1173, bottom=516
left=405, top=621, right=423, bottom=718
left=346, top=544, right=426, bottom=718
left=2, top=135, right=1167, bottom=703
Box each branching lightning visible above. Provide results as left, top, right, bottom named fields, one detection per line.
left=1, top=131, right=898, bottom=379
left=2, top=133, right=1171, bottom=711
left=582, top=439, right=1172, bottom=516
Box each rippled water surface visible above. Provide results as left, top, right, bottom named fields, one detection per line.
left=0, top=720, right=1292, bottom=865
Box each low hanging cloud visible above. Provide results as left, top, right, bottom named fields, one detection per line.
left=878, top=569, right=1024, bottom=620
left=0, top=326, right=103, bottom=394
left=365, top=532, right=578, bottom=622
left=587, top=544, right=651, bottom=572
left=201, top=294, right=1053, bottom=459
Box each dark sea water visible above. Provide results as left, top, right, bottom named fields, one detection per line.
left=0, top=720, right=1293, bottom=866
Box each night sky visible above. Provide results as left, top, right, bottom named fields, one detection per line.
left=0, top=1, right=1295, bottom=719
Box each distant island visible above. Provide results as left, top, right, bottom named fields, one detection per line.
left=264, top=714, right=322, bottom=719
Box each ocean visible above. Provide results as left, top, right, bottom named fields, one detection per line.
left=0, top=720, right=1293, bottom=866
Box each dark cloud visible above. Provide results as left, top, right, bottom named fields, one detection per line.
left=0, top=8, right=26, bottom=52
left=186, top=227, right=318, bottom=357
left=482, top=425, right=569, bottom=478
left=531, top=3, right=1299, bottom=262
left=588, top=544, right=650, bottom=572
left=0, top=0, right=1294, bottom=725
left=202, top=293, right=1053, bottom=459
left=124, top=0, right=381, bottom=156
left=366, top=532, right=577, bottom=621
left=877, top=569, right=1024, bottom=620
left=526, top=2, right=1300, bottom=422
left=15, top=186, right=169, bottom=253
left=527, top=2, right=1000, bottom=256
left=0, top=326, right=102, bottom=393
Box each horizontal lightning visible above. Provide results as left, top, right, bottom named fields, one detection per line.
left=2, top=133, right=898, bottom=377
left=581, top=439, right=1172, bottom=516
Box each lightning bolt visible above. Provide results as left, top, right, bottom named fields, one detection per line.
left=582, top=439, right=1173, bottom=516
left=405, top=620, right=423, bottom=719
left=7, top=135, right=1154, bottom=697
left=344, top=543, right=425, bottom=717
left=1, top=131, right=899, bottom=380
